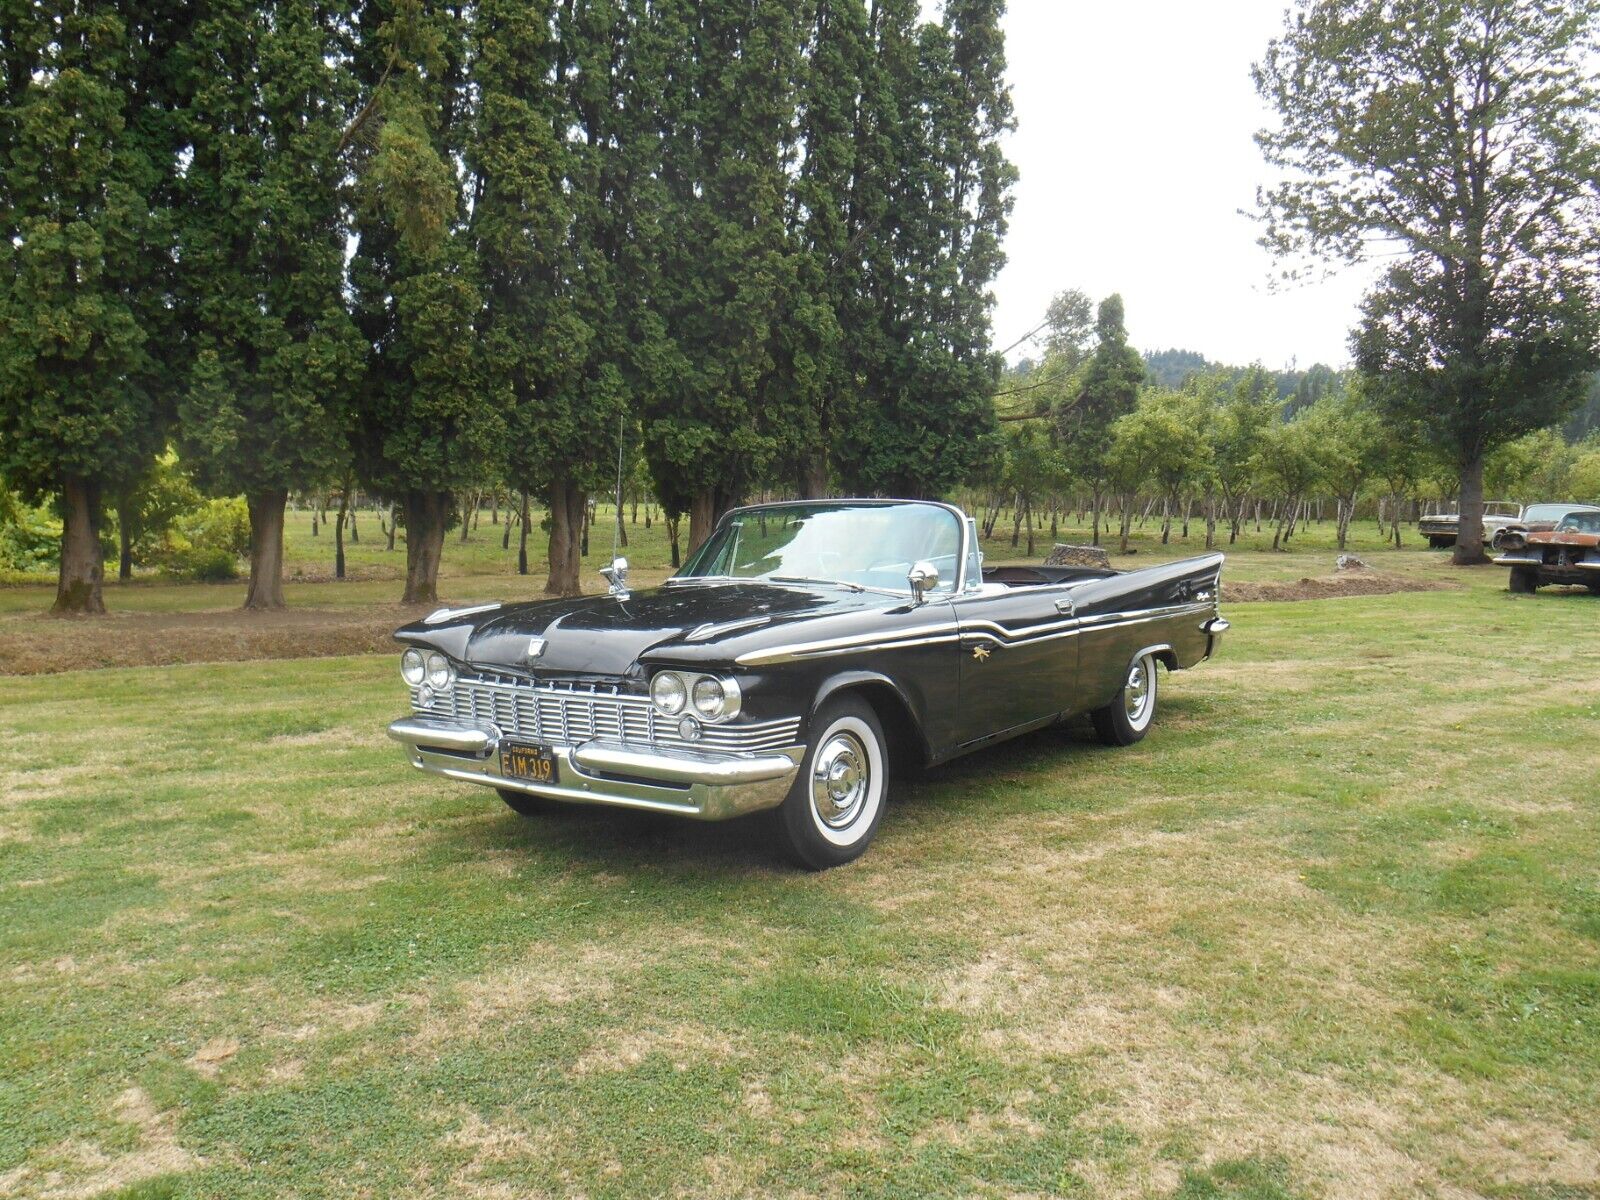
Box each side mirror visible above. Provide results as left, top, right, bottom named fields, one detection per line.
left=599, top=556, right=629, bottom=598
left=907, top=560, right=940, bottom=605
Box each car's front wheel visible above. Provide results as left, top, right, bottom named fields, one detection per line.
left=1091, top=652, right=1159, bottom=746
left=774, top=695, right=887, bottom=870
left=1508, top=567, right=1540, bottom=594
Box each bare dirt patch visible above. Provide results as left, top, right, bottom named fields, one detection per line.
left=0, top=604, right=433, bottom=675
left=1223, top=571, right=1454, bottom=603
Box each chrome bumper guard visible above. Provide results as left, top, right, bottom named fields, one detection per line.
left=1201, top=615, right=1230, bottom=659
left=387, top=716, right=803, bottom=821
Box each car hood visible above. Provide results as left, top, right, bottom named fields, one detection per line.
left=396, top=583, right=890, bottom=676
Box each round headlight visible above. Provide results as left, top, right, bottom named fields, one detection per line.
left=692, top=676, right=726, bottom=718
left=425, top=651, right=454, bottom=690
left=692, top=675, right=741, bottom=722
left=401, top=648, right=426, bottom=685
left=651, top=672, right=687, bottom=715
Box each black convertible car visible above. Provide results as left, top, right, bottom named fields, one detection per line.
left=388, top=499, right=1228, bottom=868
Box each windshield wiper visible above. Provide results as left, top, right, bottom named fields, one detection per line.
left=769, top=575, right=866, bottom=593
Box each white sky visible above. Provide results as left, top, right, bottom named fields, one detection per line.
left=991, top=0, right=1380, bottom=370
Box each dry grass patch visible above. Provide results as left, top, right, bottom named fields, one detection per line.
left=0, top=1088, right=197, bottom=1200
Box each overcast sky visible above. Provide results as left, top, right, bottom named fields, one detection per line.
left=991, top=0, right=1380, bottom=370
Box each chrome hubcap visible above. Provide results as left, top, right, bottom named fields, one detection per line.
left=1125, top=660, right=1151, bottom=723
left=812, top=732, right=870, bottom=828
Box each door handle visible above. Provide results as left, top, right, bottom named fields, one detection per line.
left=1054, top=598, right=1075, bottom=615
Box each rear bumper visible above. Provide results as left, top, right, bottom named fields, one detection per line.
left=1201, top=615, right=1230, bottom=660
left=387, top=716, right=803, bottom=821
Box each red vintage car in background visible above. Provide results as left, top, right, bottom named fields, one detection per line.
left=1494, top=510, right=1600, bottom=594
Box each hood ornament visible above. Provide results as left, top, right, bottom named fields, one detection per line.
left=527, top=636, right=546, bottom=659
left=599, top=556, right=630, bottom=600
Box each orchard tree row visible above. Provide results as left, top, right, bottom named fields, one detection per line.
left=986, top=335, right=1600, bottom=559
left=0, top=0, right=1013, bottom=613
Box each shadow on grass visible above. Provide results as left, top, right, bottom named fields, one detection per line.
left=444, top=717, right=1121, bottom=877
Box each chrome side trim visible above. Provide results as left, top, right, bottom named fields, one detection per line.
left=1493, top=556, right=1544, bottom=566
left=735, top=600, right=1220, bottom=665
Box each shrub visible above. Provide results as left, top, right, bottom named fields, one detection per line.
left=0, top=506, right=62, bottom=572
left=177, top=497, right=252, bottom=557
left=161, top=545, right=239, bottom=582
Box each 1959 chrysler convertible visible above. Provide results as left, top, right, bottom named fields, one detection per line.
left=388, top=499, right=1229, bottom=868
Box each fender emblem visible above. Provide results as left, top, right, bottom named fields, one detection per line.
left=527, top=637, right=547, bottom=659
left=972, top=644, right=991, bottom=661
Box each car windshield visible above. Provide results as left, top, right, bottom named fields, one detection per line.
left=1525, top=503, right=1594, bottom=522
left=675, top=501, right=963, bottom=594
left=1557, top=511, right=1600, bottom=534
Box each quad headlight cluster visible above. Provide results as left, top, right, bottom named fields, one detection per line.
left=401, top=648, right=456, bottom=696
left=650, top=671, right=742, bottom=724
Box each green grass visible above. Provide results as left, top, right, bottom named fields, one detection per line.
left=1, top=509, right=1447, bottom=614
left=3, top=564, right=1598, bottom=1196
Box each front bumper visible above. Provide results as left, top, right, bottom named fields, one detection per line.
left=387, top=716, right=804, bottom=821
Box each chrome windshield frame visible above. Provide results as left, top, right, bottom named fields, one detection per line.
left=670, top=498, right=973, bottom=598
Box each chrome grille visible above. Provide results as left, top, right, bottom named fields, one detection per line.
left=410, top=673, right=801, bottom=753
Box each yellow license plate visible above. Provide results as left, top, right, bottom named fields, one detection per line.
left=500, top=742, right=557, bottom=785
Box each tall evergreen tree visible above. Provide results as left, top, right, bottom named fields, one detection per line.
left=176, top=0, right=364, bottom=609
left=348, top=0, right=500, bottom=604
left=0, top=2, right=186, bottom=612
left=834, top=0, right=1014, bottom=498
left=644, top=0, right=802, bottom=550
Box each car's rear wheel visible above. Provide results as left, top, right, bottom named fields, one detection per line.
left=1508, top=567, right=1539, bottom=594
left=774, top=695, right=887, bottom=870
left=497, top=788, right=562, bottom=816
left=1091, top=652, right=1159, bottom=747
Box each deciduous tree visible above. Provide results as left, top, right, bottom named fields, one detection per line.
left=1255, top=0, right=1600, bottom=563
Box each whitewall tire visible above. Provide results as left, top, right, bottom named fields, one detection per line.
left=775, top=696, right=887, bottom=869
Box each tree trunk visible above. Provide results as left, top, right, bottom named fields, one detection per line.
left=244, top=489, right=289, bottom=610
left=1454, top=455, right=1489, bottom=565
left=1160, top=493, right=1171, bottom=544
left=667, top=514, right=681, bottom=568
left=401, top=489, right=450, bottom=605
left=518, top=490, right=530, bottom=576
left=53, top=477, right=107, bottom=615
left=615, top=501, right=628, bottom=549
left=1204, top=494, right=1216, bottom=550
left=798, top=450, right=828, bottom=500
left=545, top=476, right=586, bottom=597
left=688, top=487, right=733, bottom=554
left=349, top=504, right=359, bottom=544
left=1091, top=486, right=1102, bottom=546
left=1118, top=493, right=1134, bottom=555
left=334, top=488, right=349, bottom=581
left=384, top=503, right=397, bottom=551
left=116, top=498, right=134, bottom=582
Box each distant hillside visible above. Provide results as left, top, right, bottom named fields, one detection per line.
left=1141, top=348, right=1343, bottom=414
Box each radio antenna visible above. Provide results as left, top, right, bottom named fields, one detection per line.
left=610, top=411, right=624, bottom=567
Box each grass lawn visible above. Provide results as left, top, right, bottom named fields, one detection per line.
left=3, top=512, right=1453, bottom=616
left=3, top=561, right=1598, bottom=1197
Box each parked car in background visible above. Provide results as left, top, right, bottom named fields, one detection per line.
left=1417, top=500, right=1524, bottom=549
left=387, top=498, right=1228, bottom=868
left=1489, top=502, right=1600, bottom=551
left=1494, top=509, right=1600, bottom=593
